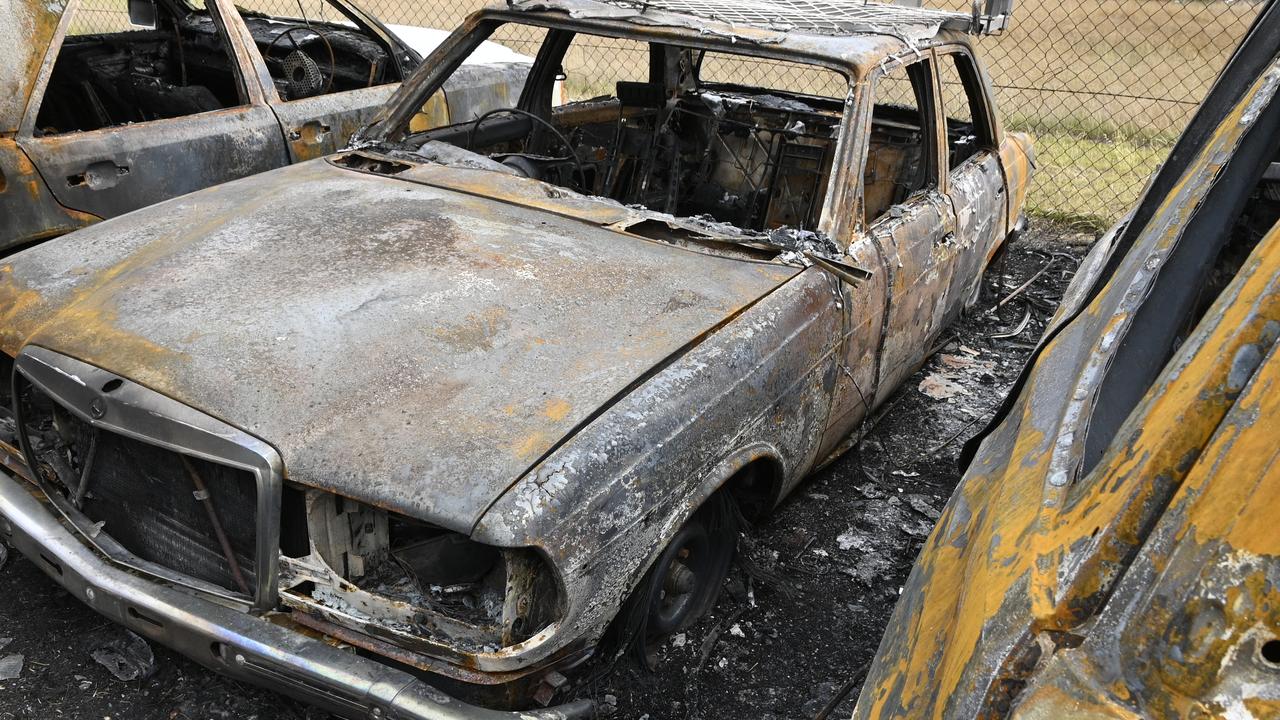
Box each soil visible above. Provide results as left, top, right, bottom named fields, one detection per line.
left=0, top=221, right=1090, bottom=720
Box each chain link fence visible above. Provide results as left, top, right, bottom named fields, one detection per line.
left=69, top=0, right=1265, bottom=225
left=960, top=0, right=1261, bottom=227
left=345, top=0, right=1260, bottom=228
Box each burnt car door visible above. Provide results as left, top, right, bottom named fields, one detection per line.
left=226, top=0, right=423, bottom=162
left=0, top=0, right=102, bottom=249
left=856, top=54, right=958, bottom=401
left=935, top=47, right=1007, bottom=315
left=15, top=0, right=289, bottom=223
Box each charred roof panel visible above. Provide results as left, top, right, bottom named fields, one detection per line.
left=504, top=0, right=1011, bottom=38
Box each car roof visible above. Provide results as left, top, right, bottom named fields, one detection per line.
left=484, top=0, right=980, bottom=73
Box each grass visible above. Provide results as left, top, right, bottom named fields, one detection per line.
left=1019, top=131, right=1167, bottom=231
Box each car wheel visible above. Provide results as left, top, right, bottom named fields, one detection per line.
left=617, top=493, right=738, bottom=667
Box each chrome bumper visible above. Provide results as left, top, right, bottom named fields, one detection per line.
left=0, top=470, right=592, bottom=720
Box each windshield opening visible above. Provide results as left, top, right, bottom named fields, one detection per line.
left=378, top=22, right=851, bottom=237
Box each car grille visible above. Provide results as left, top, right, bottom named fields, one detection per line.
left=20, top=384, right=258, bottom=597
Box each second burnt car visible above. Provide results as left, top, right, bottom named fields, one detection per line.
left=1, top=0, right=536, bottom=252
left=0, top=0, right=1029, bottom=717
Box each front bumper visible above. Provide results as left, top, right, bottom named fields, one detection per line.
left=0, top=469, right=592, bottom=720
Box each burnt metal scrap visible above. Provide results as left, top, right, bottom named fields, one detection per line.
left=854, top=2, right=1280, bottom=717
left=0, top=0, right=1030, bottom=717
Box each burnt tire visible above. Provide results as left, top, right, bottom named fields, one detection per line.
left=614, top=492, right=739, bottom=668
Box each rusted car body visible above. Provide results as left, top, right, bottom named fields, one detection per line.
left=0, top=0, right=1028, bottom=717
left=854, top=2, right=1280, bottom=718
left=0, top=0, right=531, bottom=252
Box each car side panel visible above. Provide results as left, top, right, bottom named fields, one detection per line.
left=473, top=268, right=843, bottom=665
left=943, top=148, right=1007, bottom=312
left=18, top=106, right=291, bottom=221
left=999, top=131, right=1034, bottom=237
left=0, top=139, right=98, bottom=252
left=869, top=189, right=955, bottom=403
left=268, top=85, right=401, bottom=162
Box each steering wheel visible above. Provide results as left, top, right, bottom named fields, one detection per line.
left=264, top=26, right=336, bottom=100
left=466, top=107, right=586, bottom=188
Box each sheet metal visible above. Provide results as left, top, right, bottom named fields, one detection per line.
left=0, top=158, right=797, bottom=532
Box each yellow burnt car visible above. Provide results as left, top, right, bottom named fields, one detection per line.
left=854, top=2, right=1280, bottom=718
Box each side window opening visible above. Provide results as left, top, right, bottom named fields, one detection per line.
left=937, top=51, right=994, bottom=170
left=230, top=0, right=414, bottom=102
left=34, top=0, right=245, bottom=135
left=409, top=24, right=549, bottom=134
left=400, top=25, right=850, bottom=235
left=864, top=60, right=938, bottom=226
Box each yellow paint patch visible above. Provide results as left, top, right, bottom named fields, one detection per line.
left=513, top=431, right=550, bottom=461
left=543, top=398, right=572, bottom=422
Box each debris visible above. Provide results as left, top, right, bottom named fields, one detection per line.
left=889, top=470, right=919, bottom=478
left=0, top=654, right=22, bottom=681
left=938, top=353, right=978, bottom=369
left=671, top=633, right=687, bottom=648
left=729, top=624, right=745, bottom=638
left=835, top=530, right=860, bottom=552
left=0, top=638, right=10, bottom=651
left=958, top=344, right=981, bottom=356
left=918, top=373, right=967, bottom=400
left=811, top=663, right=870, bottom=720
left=995, top=257, right=1056, bottom=309
left=695, top=608, right=745, bottom=673
left=990, top=308, right=1033, bottom=340
left=716, top=657, right=728, bottom=669
left=0, top=542, right=7, bottom=572
left=89, top=629, right=157, bottom=682
left=905, top=494, right=941, bottom=520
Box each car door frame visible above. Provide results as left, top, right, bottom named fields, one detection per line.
left=15, top=0, right=291, bottom=223
left=225, top=0, right=419, bottom=162
left=855, top=49, right=956, bottom=406
left=932, top=43, right=1009, bottom=317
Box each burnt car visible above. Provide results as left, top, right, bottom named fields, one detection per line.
left=854, top=1, right=1280, bottom=718
left=1, top=0, right=534, bottom=252
left=0, top=0, right=1028, bottom=717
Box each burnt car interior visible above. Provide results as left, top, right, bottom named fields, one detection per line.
left=34, top=0, right=411, bottom=135
left=35, top=0, right=244, bottom=135
left=233, top=0, right=415, bottom=101
left=383, top=25, right=943, bottom=238
left=394, top=27, right=854, bottom=234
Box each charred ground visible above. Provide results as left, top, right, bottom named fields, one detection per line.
left=0, top=222, right=1089, bottom=720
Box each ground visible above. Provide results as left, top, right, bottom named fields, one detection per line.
left=0, top=222, right=1090, bottom=720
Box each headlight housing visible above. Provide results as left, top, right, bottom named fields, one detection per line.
left=277, top=488, right=562, bottom=660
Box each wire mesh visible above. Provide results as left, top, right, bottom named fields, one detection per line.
left=67, top=0, right=1266, bottom=224
left=357, top=0, right=1262, bottom=225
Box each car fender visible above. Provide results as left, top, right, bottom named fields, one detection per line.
left=472, top=267, right=844, bottom=655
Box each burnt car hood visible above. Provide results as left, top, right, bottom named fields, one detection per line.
left=0, top=159, right=798, bottom=532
